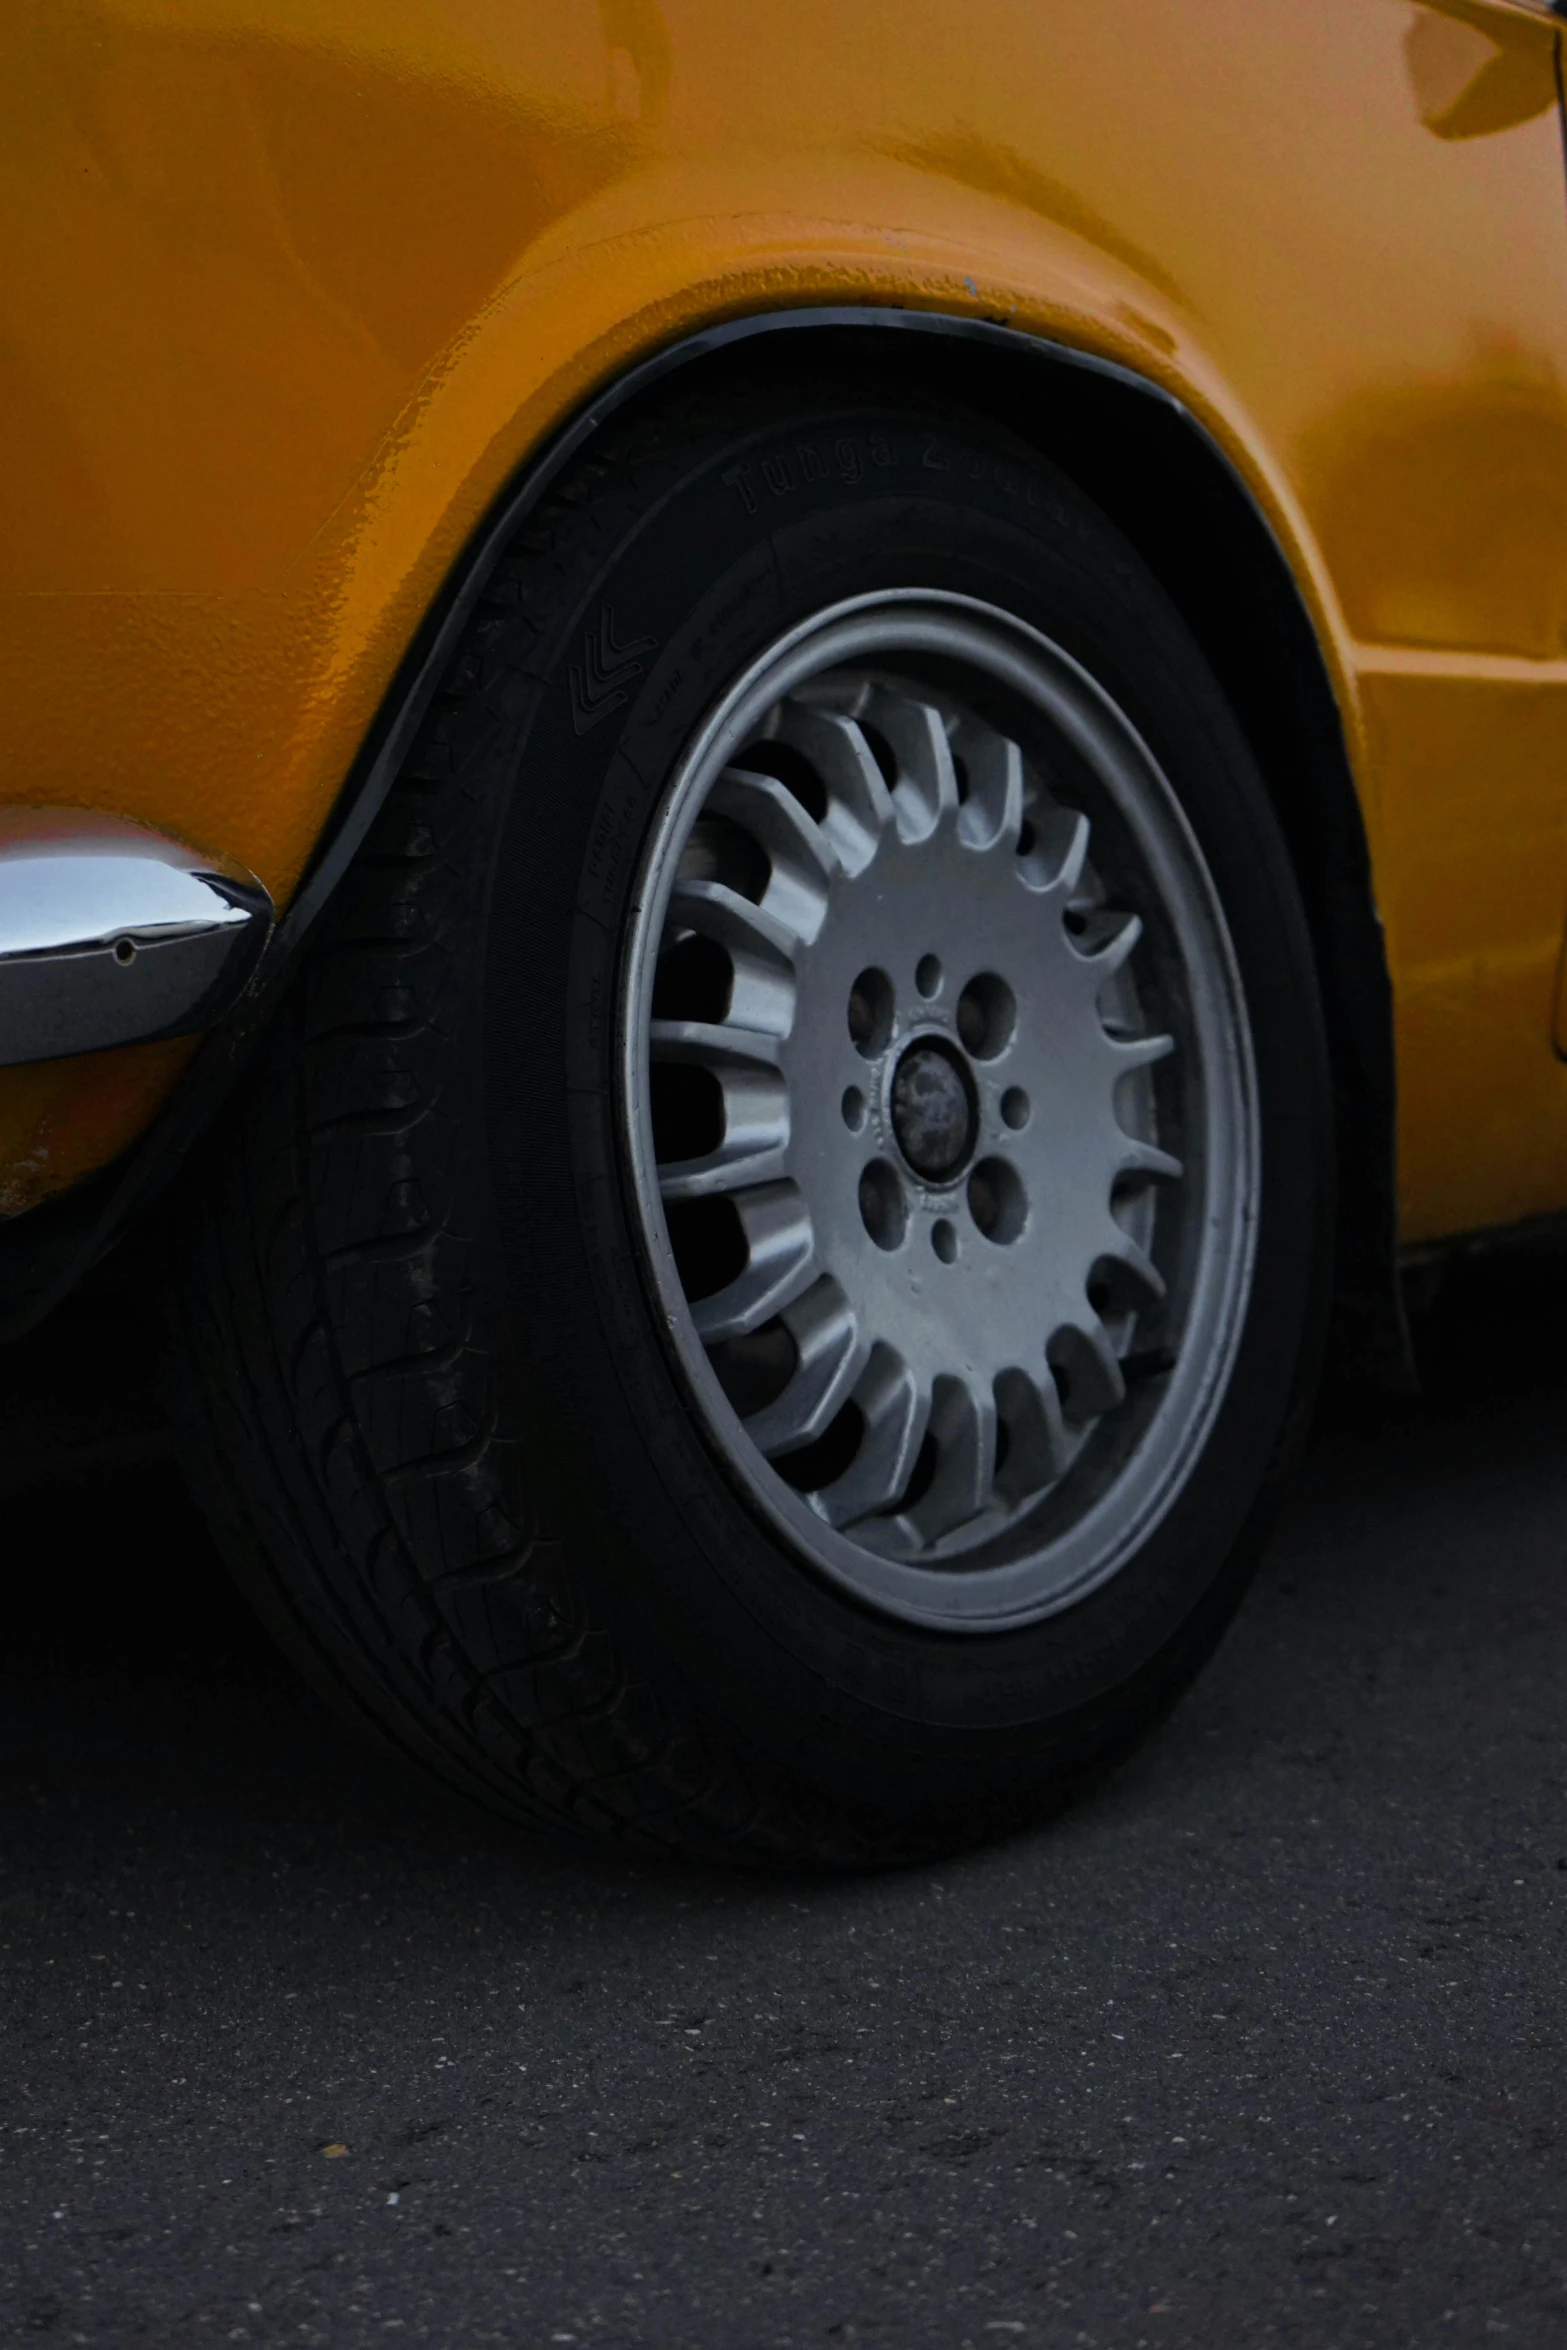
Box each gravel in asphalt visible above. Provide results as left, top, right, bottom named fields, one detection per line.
left=2, top=1249, right=1565, bottom=2348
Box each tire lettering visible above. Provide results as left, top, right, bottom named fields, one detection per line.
left=721, top=462, right=758, bottom=515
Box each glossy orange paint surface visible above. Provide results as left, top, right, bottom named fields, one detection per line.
left=2, top=0, right=1565, bottom=1238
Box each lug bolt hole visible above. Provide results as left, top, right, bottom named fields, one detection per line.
left=848, top=967, right=894, bottom=1059
left=915, top=953, right=943, bottom=999
left=1001, top=1086, right=1030, bottom=1131
left=957, top=973, right=1016, bottom=1059
left=967, top=1157, right=1027, bottom=1245
left=114, top=937, right=137, bottom=966
left=859, top=1159, right=908, bottom=1251
left=841, top=1085, right=868, bottom=1132
left=931, top=1218, right=957, bottom=1264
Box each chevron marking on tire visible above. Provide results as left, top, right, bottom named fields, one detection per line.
left=570, top=606, right=658, bottom=735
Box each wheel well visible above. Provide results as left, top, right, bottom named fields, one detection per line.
left=0, top=307, right=1405, bottom=1383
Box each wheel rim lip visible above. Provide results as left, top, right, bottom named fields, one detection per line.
left=619, top=590, right=1260, bottom=1633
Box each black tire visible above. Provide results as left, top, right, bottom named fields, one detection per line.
left=169, top=368, right=1333, bottom=1867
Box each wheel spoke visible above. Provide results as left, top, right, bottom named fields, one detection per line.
left=743, top=1277, right=866, bottom=1454
left=669, top=876, right=799, bottom=961
left=689, top=1181, right=816, bottom=1342
left=1050, top=1318, right=1127, bottom=1417
left=816, top=1345, right=929, bottom=1529
left=1082, top=1318, right=1129, bottom=1409
left=1115, top=1137, right=1182, bottom=1183
left=1104, top=1029, right=1175, bottom=1071
left=657, top=1064, right=789, bottom=1201
left=1018, top=802, right=1091, bottom=896
left=1079, top=909, right=1143, bottom=979
left=649, top=1019, right=783, bottom=1071
left=709, top=767, right=837, bottom=945
left=993, top=1366, right=1068, bottom=1504
left=771, top=705, right=893, bottom=876
left=668, top=877, right=797, bottom=1035
left=1098, top=1233, right=1167, bottom=1302
left=954, top=728, right=1025, bottom=854
left=901, top=1375, right=997, bottom=1543
left=861, top=687, right=960, bottom=843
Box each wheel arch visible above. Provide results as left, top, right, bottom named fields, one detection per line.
left=0, top=306, right=1405, bottom=1381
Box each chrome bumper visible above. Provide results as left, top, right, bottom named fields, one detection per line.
left=0, top=809, right=273, bottom=1067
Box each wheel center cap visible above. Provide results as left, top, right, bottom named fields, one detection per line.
left=891, top=1041, right=976, bottom=1181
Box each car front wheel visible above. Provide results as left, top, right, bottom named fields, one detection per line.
left=171, top=368, right=1332, bottom=1865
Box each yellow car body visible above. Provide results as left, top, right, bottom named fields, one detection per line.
left=2, top=0, right=1565, bottom=1260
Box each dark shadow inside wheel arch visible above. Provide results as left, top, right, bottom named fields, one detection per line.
left=0, top=305, right=1406, bottom=1384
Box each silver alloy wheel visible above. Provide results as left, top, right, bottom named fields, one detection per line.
left=621, top=593, right=1259, bottom=1631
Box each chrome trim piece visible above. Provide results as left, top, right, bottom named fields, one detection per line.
left=0, top=810, right=272, bottom=1067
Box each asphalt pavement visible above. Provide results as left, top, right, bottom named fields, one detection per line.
left=2, top=1248, right=1566, bottom=2349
